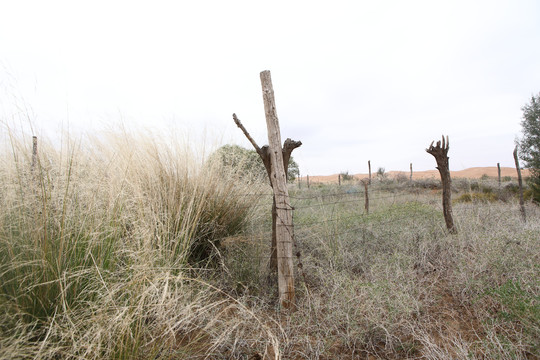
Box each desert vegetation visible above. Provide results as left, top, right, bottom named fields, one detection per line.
left=0, top=128, right=538, bottom=359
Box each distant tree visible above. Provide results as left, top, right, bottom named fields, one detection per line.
left=339, top=171, right=354, bottom=181
left=517, top=93, right=540, bottom=203
left=208, top=145, right=266, bottom=182
left=209, top=144, right=300, bottom=183
left=288, top=157, right=300, bottom=182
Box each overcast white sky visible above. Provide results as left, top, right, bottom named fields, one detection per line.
left=1, top=0, right=539, bottom=175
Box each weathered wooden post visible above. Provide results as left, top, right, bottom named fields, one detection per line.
left=497, top=162, right=501, bottom=188
left=410, top=163, right=413, bottom=182
left=361, top=178, right=369, bottom=214
left=307, top=175, right=310, bottom=189
left=426, top=136, right=457, bottom=234
left=31, top=136, right=38, bottom=171
left=260, top=70, right=296, bottom=309
left=368, top=160, right=372, bottom=185
left=233, top=71, right=300, bottom=309
left=338, top=174, right=341, bottom=186
left=513, top=147, right=526, bottom=222
left=233, top=114, right=300, bottom=276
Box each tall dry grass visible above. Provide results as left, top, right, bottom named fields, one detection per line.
left=0, top=127, right=280, bottom=359
left=1, top=124, right=538, bottom=359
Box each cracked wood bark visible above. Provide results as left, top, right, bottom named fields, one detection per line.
left=426, top=135, right=457, bottom=234
left=275, top=139, right=301, bottom=271
left=233, top=114, right=301, bottom=273
left=260, top=70, right=295, bottom=309
left=513, top=146, right=526, bottom=222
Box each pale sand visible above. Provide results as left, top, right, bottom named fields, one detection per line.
left=301, top=167, right=531, bottom=184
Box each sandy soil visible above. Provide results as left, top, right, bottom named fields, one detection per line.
left=301, top=167, right=531, bottom=184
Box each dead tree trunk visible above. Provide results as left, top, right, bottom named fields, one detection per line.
left=426, top=136, right=457, bottom=234
left=513, top=146, right=526, bottom=222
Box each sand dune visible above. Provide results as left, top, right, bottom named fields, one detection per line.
left=301, top=167, right=531, bottom=184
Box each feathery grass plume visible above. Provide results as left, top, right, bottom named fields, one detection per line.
left=0, top=126, right=278, bottom=359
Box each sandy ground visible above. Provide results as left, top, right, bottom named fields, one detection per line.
left=301, top=167, right=531, bottom=184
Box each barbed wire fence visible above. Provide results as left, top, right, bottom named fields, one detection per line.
left=218, top=182, right=534, bottom=287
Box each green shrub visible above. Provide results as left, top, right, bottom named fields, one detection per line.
left=483, top=280, right=540, bottom=354
left=524, top=188, right=534, bottom=201
left=505, top=183, right=519, bottom=194
left=339, top=171, right=354, bottom=181
left=482, top=185, right=494, bottom=194
left=455, top=192, right=499, bottom=203
left=208, top=144, right=300, bottom=183
left=207, top=144, right=267, bottom=182
left=394, top=172, right=409, bottom=183
left=412, top=178, right=441, bottom=190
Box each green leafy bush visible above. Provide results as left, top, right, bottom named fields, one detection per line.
left=455, top=192, right=499, bottom=203
left=208, top=144, right=300, bottom=183
left=339, top=171, right=354, bottom=181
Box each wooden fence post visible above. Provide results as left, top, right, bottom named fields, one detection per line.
left=426, top=135, right=457, bottom=234
left=513, top=147, right=526, bottom=222
left=338, top=174, right=341, bottom=186
left=260, top=70, right=296, bottom=309
left=31, top=136, right=38, bottom=171
left=368, top=160, right=372, bottom=185
left=307, top=175, right=310, bottom=189
left=361, top=179, right=369, bottom=214
left=233, top=114, right=300, bottom=278
left=410, top=163, right=413, bottom=182
left=497, top=162, right=501, bottom=188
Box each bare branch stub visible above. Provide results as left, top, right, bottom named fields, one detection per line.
left=426, top=135, right=457, bottom=234
left=233, top=113, right=263, bottom=155
left=282, top=138, right=302, bottom=175
left=232, top=115, right=301, bottom=182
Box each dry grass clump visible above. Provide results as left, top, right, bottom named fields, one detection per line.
left=225, top=185, right=539, bottom=359
left=0, top=127, right=280, bottom=359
